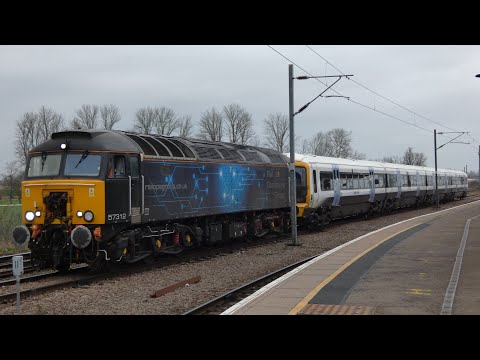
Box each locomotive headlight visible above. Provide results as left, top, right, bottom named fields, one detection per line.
left=76, top=210, right=83, bottom=218
left=84, top=210, right=94, bottom=222
left=35, top=210, right=41, bottom=217
left=25, top=211, right=35, bottom=222
left=60, top=143, right=67, bottom=150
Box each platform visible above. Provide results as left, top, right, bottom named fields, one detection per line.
left=222, top=200, right=480, bottom=315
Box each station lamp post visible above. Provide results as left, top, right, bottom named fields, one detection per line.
left=288, top=64, right=352, bottom=245
left=434, top=129, right=469, bottom=208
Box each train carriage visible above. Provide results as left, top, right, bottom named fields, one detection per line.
left=289, top=153, right=468, bottom=226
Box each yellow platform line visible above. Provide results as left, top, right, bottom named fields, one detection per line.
left=288, top=223, right=424, bottom=315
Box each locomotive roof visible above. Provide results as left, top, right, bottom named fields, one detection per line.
left=31, top=129, right=288, bottom=165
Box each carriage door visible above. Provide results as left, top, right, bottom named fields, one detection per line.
left=368, top=168, right=375, bottom=203
left=332, top=165, right=341, bottom=206
left=396, top=169, right=402, bottom=199
left=128, top=155, right=143, bottom=224
left=105, top=154, right=129, bottom=224
left=416, top=170, right=420, bottom=197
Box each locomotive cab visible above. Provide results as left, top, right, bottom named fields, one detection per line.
left=12, top=130, right=143, bottom=270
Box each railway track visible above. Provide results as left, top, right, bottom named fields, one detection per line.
left=183, top=255, right=321, bottom=315
left=184, top=193, right=480, bottom=315
left=1, top=191, right=479, bottom=305
left=0, top=236, right=286, bottom=304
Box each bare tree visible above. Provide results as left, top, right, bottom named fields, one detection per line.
left=37, top=106, right=64, bottom=142
left=306, top=131, right=329, bottom=156
left=71, top=104, right=100, bottom=129
left=351, top=150, right=366, bottom=160
left=239, top=119, right=256, bottom=145
left=223, top=104, right=255, bottom=145
left=327, top=128, right=353, bottom=158
left=133, top=107, right=156, bottom=134
left=378, top=155, right=402, bottom=163
left=177, top=115, right=194, bottom=137
left=15, top=112, right=37, bottom=165
left=402, top=147, right=416, bottom=165
left=263, top=113, right=289, bottom=152
left=301, top=138, right=310, bottom=153
left=154, top=107, right=179, bottom=135
left=413, top=152, right=427, bottom=166
left=15, top=107, right=64, bottom=165
left=301, top=128, right=364, bottom=159
left=100, top=105, right=121, bottom=130
left=198, top=107, right=224, bottom=141
left=402, top=147, right=427, bottom=166
left=1, top=161, right=22, bottom=204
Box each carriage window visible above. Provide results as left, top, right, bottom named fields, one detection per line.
left=427, top=176, right=433, bottom=186
left=340, top=172, right=349, bottom=189
left=374, top=174, right=380, bottom=188
left=129, top=156, right=139, bottom=178
left=347, top=172, right=353, bottom=189
left=353, top=172, right=359, bottom=189
left=358, top=174, right=364, bottom=189
left=108, top=155, right=126, bottom=178
left=313, top=170, right=317, bottom=193
left=378, top=174, right=384, bottom=188
left=408, top=175, right=414, bottom=187
left=388, top=174, right=397, bottom=187
left=320, top=171, right=332, bottom=191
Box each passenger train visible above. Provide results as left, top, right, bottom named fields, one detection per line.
left=11, top=130, right=467, bottom=270
left=292, top=154, right=467, bottom=228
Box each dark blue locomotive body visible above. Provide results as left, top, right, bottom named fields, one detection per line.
left=143, top=160, right=289, bottom=221
left=14, top=129, right=291, bottom=270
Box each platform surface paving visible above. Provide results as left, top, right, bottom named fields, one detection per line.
left=223, top=200, right=480, bottom=315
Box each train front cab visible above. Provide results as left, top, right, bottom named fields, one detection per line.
left=294, top=161, right=311, bottom=219
left=295, top=161, right=335, bottom=228
left=13, top=149, right=142, bottom=270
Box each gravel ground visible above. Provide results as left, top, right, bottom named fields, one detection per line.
left=1, top=189, right=478, bottom=315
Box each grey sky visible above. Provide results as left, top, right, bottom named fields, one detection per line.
left=1, top=45, right=479, bottom=172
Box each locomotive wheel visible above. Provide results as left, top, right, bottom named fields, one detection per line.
left=181, top=231, right=196, bottom=247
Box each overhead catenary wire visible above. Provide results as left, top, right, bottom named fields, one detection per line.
left=267, top=45, right=445, bottom=137
left=304, top=45, right=480, bottom=149
left=267, top=45, right=479, bottom=154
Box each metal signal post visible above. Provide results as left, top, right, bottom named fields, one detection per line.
left=434, top=129, right=469, bottom=208
left=287, top=64, right=352, bottom=245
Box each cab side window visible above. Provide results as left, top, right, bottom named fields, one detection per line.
left=108, top=155, right=126, bottom=178
left=129, top=156, right=139, bottom=178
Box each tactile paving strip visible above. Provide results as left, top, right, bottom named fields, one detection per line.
left=298, top=304, right=376, bottom=315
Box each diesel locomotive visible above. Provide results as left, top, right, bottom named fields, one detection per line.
left=12, top=130, right=290, bottom=270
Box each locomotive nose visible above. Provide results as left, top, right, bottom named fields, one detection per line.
left=12, top=225, right=31, bottom=246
